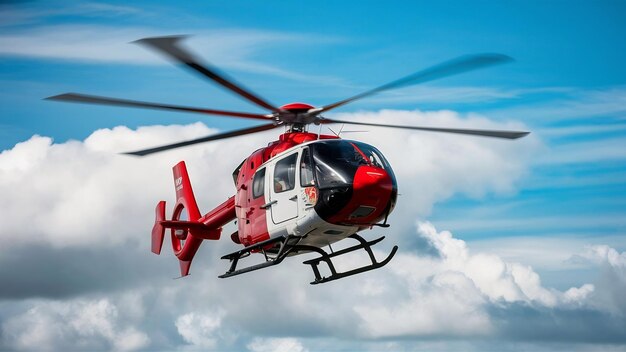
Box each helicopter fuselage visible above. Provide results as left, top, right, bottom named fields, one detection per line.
left=233, top=132, right=398, bottom=251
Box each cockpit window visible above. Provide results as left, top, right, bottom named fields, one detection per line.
left=352, top=142, right=391, bottom=171
left=310, top=141, right=365, bottom=189
left=300, top=148, right=315, bottom=187
left=309, top=140, right=392, bottom=189
left=274, top=153, right=297, bottom=193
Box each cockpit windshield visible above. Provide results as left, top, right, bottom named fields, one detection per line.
left=352, top=141, right=392, bottom=171
left=308, top=140, right=391, bottom=189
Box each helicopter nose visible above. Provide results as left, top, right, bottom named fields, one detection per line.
left=319, top=165, right=396, bottom=226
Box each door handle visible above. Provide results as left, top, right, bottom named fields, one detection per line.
left=289, top=195, right=298, bottom=201
left=260, top=200, right=277, bottom=209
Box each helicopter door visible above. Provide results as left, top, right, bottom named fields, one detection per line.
left=269, top=152, right=299, bottom=224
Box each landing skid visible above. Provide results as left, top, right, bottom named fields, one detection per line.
left=218, top=234, right=398, bottom=284
left=301, top=234, right=398, bottom=284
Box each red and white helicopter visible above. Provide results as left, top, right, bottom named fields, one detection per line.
left=47, top=36, right=529, bottom=284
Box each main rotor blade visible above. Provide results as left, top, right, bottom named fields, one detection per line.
left=323, top=118, right=529, bottom=139
left=320, top=53, right=513, bottom=113
left=45, top=93, right=271, bottom=121
left=134, top=36, right=278, bottom=112
left=124, top=123, right=279, bottom=156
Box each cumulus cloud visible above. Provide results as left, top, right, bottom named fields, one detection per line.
left=0, top=122, right=266, bottom=299
left=333, top=109, right=539, bottom=238
left=175, top=310, right=229, bottom=349
left=569, top=245, right=626, bottom=315
left=2, top=111, right=624, bottom=349
left=576, top=244, right=626, bottom=268
left=0, top=110, right=538, bottom=299
left=247, top=337, right=308, bottom=352
left=1, top=298, right=149, bottom=351
left=0, top=123, right=219, bottom=248
left=0, top=110, right=536, bottom=251
left=353, top=222, right=600, bottom=339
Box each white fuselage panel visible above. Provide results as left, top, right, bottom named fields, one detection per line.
left=262, top=145, right=358, bottom=249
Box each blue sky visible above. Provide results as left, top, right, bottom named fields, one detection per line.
left=1, top=1, right=625, bottom=351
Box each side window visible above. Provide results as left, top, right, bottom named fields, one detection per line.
left=273, top=153, right=297, bottom=193
left=232, top=159, right=245, bottom=185
left=300, top=148, right=315, bottom=187
left=252, top=168, right=265, bottom=198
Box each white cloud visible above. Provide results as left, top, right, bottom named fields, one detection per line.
left=1, top=298, right=149, bottom=351
left=362, top=86, right=519, bottom=105
left=0, top=24, right=159, bottom=64
left=0, top=1, right=347, bottom=86
left=0, top=2, right=144, bottom=27
left=68, top=2, right=144, bottom=17
left=535, top=136, right=626, bottom=165
left=175, top=310, right=226, bottom=349
left=0, top=23, right=342, bottom=84
left=563, top=284, right=595, bottom=304
left=569, top=245, right=626, bottom=315
left=0, top=110, right=537, bottom=250
left=579, top=245, right=626, bottom=268
left=468, top=235, right=626, bottom=276
left=490, top=86, right=626, bottom=123
left=538, top=123, right=626, bottom=138
left=354, top=222, right=597, bottom=338
left=247, top=337, right=308, bottom=352
left=2, top=111, right=625, bottom=349
left=0, top=123, right=237, bottom=249
left=0, top=2, right=344, bottom=85
left=436, top=214, right=626, bottom=235
left=329, top=109, right=539, bottom=232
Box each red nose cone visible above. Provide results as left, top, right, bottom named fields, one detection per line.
left=280, top=102, right=315, bottom=111
left=326, top=165, right=395, bottom=226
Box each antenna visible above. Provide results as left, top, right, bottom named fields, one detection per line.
left=338, top=124, right=345, bottom=136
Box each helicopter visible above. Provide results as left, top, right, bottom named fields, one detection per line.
left=46, top=36, right=529, bottom=284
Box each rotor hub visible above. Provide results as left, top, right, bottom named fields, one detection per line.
left=275, top=102, right=321, bottom=125
left=279, top=102, right=315, bottom=111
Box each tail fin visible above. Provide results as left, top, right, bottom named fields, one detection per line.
left=171, top=161, right=201, bottom=277
left=150, top=161, right=206, bottom=277
left=151, top=161, right=201, bottom=256
left=151, top=161, right=235, bottom=278
left=173, top=161, right=201, bottom=222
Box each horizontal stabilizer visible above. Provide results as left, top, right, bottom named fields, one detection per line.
left=151, top=201, right=166, bottom=254
left=159, top=220, right=220, bottom=240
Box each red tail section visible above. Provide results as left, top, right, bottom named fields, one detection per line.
left=172, top=161, right=201, bottom=222
left=151, top=161, right=236, bottom=277
left=151, top=201, right=166, bottom=254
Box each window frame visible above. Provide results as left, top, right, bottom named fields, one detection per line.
left=252, top=167, right=266, bottom=199
left=273, top=153, right=298, bottom=193
left=300, top=147, right=315, bottom=187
